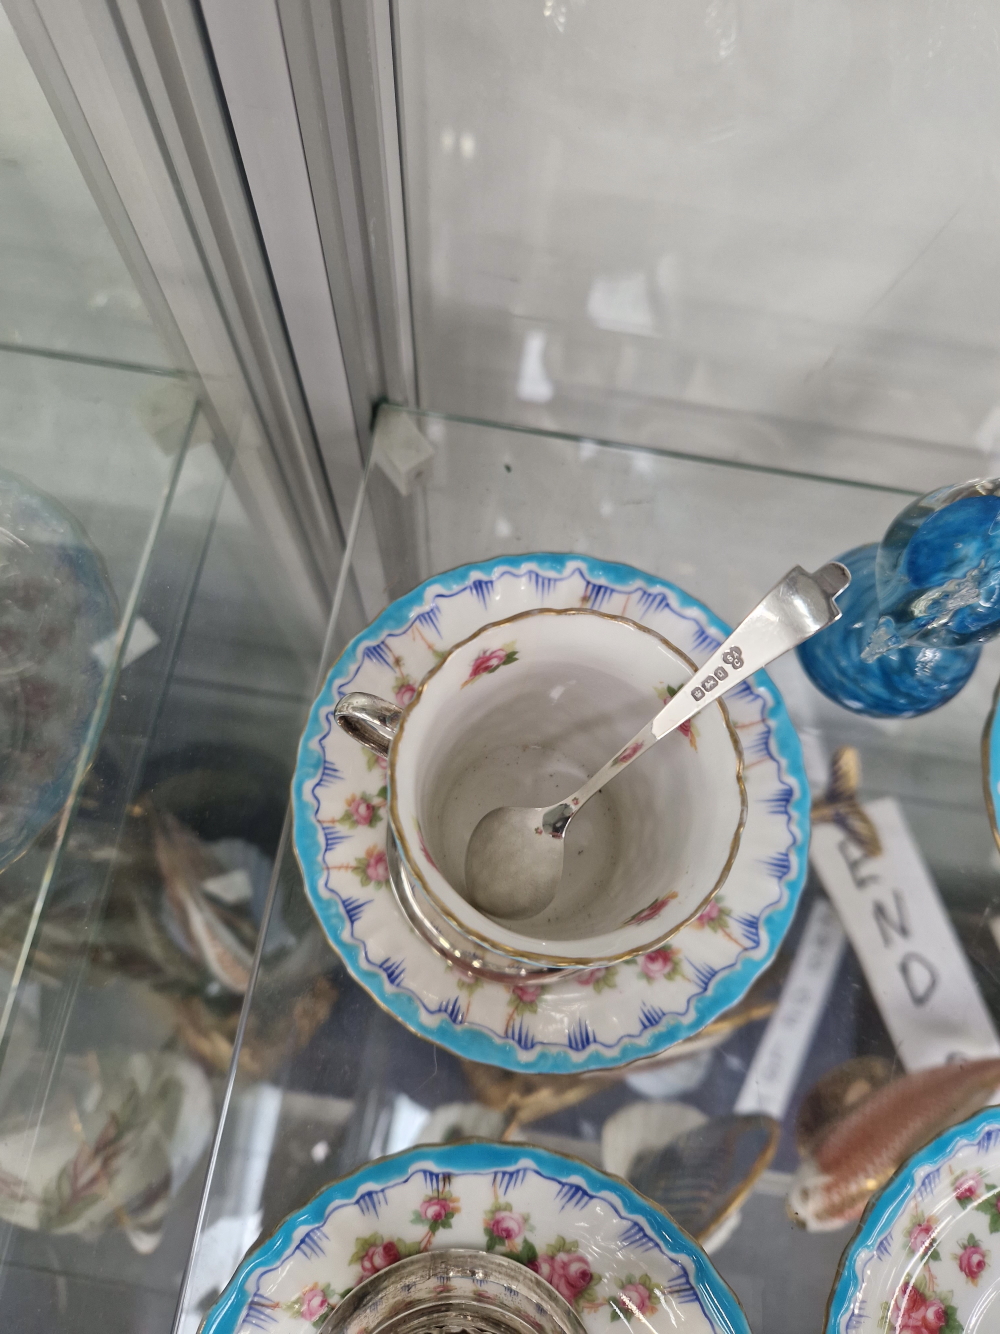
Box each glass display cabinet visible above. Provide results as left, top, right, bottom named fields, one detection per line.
left=3, top=4, right=1000, bottom=1333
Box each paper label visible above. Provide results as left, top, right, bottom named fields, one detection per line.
left=91, top=616, right=160, bottom=671
left=734, top=898, right=846, bottom=1119
left=810, top=797, right=1000, bottom=1070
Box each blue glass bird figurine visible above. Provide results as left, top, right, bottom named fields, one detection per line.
left=797, top=478, right=1000, bottom=718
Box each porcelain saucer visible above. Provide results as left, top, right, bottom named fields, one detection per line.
left=199, top=1140, right=750, bottom=1334
left=292, top=552, right=809, bottom=1073
left=827, top=1107, right=1000, bottom=1333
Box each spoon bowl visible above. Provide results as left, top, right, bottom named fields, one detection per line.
left=463, top=805, right=563, bottom=921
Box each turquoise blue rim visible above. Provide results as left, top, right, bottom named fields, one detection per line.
left=825, top=1106, right=1000, bottom=1332
left=201, top=1140, right=751, bottom=1334
left=292, top=552, right=811, bottom=1073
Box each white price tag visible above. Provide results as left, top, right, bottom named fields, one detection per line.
left=810, top=797, right=1000, bottom=1071
left=734, top=898, right=845, bottom=1119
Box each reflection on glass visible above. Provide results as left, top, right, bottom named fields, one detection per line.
left=396, top=0, right=1000, bottom=485
left=0, top=8, right=328, bottom=1332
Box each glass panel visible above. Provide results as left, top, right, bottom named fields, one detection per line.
left=396, top=1, right=1000, bottom=487
left=0, top=8, right=340, bottom=1333
left=186, top=412, right=1000, bottom=1334
left=0, top=6, right=176, bottom=367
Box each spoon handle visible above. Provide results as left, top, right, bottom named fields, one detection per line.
left=543, top=562, right=850, bottom=830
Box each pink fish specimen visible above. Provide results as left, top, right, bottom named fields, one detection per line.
left=787, top=1058, right=1000, bottom=1231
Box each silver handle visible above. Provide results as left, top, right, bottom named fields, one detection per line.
left=334, top=692, right=402, bottom=758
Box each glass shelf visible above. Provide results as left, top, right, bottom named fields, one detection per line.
left=180, top=409, right=1000, bottom=1334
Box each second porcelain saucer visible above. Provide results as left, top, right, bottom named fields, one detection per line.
left=200, top=1140, right=750, bottom=1334
left=293, top=553, right=810, bottom=1073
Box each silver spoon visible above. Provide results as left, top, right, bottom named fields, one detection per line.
left=465, top=562, right=851, bottom=921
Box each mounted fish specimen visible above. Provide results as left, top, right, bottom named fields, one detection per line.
left=0, top=831, right=203, bottom=991
left=787, top=1057, right=1000, bottom=1231
left=628, top=1112, right=779, bottom=1242
left=795, top=1055, right=896, bottom=1158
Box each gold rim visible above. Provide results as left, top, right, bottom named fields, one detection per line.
left=389, top=607, right=748, bottom=968
left=981, top=671, right=1000, bottom=855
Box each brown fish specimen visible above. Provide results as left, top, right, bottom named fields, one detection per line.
left=795, top=1056, right=896, bottom=1158
left=811, top=745, right=882, bottom=859
left=788, top=1057, right=1000, bottom=1231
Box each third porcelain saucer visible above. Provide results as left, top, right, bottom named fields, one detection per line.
left=827, top=1106, right=1000, bottom=1333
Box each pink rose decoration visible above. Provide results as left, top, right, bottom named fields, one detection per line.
left=366, top=849, right=389, bottom=883
left=922, top=1300, right=948, bottom=1330
left=299, top=1284, right=330, bottom=1322
left=360, top=1240, right=401, bottom=1278
left=908, top=1220, right=935, bottom=1253
left=892, top=1285, right=948, bottom=1332
left=631, top=899, right=667, bottom=924
left=469, top=648, right=507, bottom=679
left=349, top=796, right=375, bottom=826
left=552, top=1251, right=593, bottom=1303
left=575, top=969, right=607, bottom=987
left=489, top=1210, right=525, bottom=1242
left=419, top=1197, right=452, bottom=1223
left=395, top=682, right=417, bottom=707
left=559, top=1252, right=593, bottom=1291
left=512, top=983, right=542, bottom=1005
left=616, top=1283, right=651, bottom=1316
left=639, top=948, right=676, bottom=980
left=893, top=1284, right=927, bottom=1330
left=955, top=1173, right=981, bottom=1202
left=697, top=901, right=721, bottom=925
left=959, top=1243, right=987, bottom=1281
left=614, top=741, right=643, bottom=765
left=530, top=1253, right=555, bottom=1286
left=529, top=1251, right=594, bottom=1305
